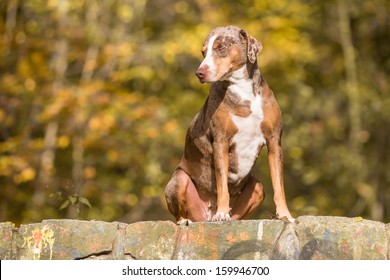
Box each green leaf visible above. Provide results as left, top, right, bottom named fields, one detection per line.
left=69, top=195, right=78, bottom=205
left=79, top=197, right=92, bottom=208
left=59, top=200, right=70, bottom=210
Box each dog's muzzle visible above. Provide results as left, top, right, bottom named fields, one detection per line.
left=195, top=66, right=207, bottom=83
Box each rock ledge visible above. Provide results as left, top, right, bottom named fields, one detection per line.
left=1, top=216, right=389, bottom=260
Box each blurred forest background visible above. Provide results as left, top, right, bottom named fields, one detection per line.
left=0, top=0, right=389, bottom=226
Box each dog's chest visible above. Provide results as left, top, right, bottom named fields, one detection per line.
left=229, top=94, right=266, bottom=182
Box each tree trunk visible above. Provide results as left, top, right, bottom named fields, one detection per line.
left=338, top=1, right=383, bottom=220
left=34, top=0, right=69, bottom=211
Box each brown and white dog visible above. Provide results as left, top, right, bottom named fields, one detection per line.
left=165, top=26, right=294, bottom=225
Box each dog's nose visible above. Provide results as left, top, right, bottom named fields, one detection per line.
left=195, top=69, right=205, bottom=79
left=195, top=68, right=206, bottom=82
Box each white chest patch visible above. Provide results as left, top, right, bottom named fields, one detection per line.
left=229, top=94, right=266, bottom=183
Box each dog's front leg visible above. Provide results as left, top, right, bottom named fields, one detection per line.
left=267, top=136, right=294, bottom=223
left=212, top=140, right=231, bottom=221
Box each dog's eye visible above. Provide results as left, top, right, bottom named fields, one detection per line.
left=213, top=42, right=221, bottom=50
left=214, top=43, right=226, bottom=52
left=201, top=46, right=207, bottom=57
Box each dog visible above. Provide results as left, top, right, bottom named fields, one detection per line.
left=165, top=26, right=294, bottom=225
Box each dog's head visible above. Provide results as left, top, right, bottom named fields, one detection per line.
left=195, top=26, right=262, bottom=83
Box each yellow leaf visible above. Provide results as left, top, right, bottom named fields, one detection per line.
left=124, top=194, right=138, bottom=207
left=14, top=167, right=36, bottom=184
left=57, top=136, right=70, bottom=148
left=83, top=167, right=96, bottom=179
left=163, top=120, right=178, bottom=133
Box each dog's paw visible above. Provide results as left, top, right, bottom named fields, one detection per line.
left=288, top=217, right=296, bottom=223
left=212, top=212, right=231, bottom=222
left=277, top=215, right=296, bottom=223
left=177, top=219, right=193, bottom=226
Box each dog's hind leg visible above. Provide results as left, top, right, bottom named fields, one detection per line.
left=165, top=169, right=209, bottom=224
left=230, top=175, right=265, bottom=220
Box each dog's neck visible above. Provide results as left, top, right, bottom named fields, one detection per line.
left=225, top=62, right=261, bottom=101
left=227, top=61, right=259, bottom=81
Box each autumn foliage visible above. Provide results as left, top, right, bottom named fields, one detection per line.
left=0, top=0, right=389, bottom=225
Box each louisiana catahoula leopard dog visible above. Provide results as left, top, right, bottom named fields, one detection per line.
left=165, top=26, right=294, bottom=225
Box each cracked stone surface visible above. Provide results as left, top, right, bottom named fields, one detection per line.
left=125, top=221, right=178, bottom=260
left=173, top=220, right=285, bottom=260
left=385, top=222, right=390, bottom=260
left=296, top=216, right=388, bottom=259
left=0, top=216, right=389, bottom=260
left=16, top=219, right=124, bottom=260
left=0, top=222, right=14, bottom=260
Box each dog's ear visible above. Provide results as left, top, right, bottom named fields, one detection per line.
left=240, top=29, right=262, bottom=64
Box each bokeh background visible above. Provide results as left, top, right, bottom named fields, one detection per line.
left=1, top=0, right=389, bottom=225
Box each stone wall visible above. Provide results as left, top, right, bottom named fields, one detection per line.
left=1, top=216, right=389, bottom=260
